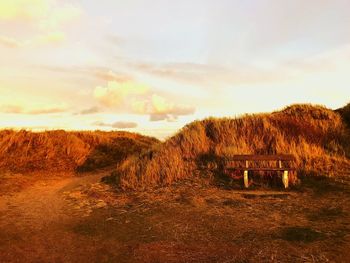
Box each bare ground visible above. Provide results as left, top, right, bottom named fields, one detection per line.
left=0, top=173, right=350, bottom=263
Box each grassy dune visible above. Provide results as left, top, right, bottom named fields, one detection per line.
left=114, top=104, right=350, bottom=189
left=0, top=130, right=158, bottom=173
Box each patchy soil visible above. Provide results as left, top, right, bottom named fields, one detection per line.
left=0, top=173, right=350, bottom=263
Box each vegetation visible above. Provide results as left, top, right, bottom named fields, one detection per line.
left=114, top=104, right=350, bottom=189
left=2, top=103, right=350, bottom=187
left=0, top=130, right=158, bottom=173
left=337, top=102, right=350, bottom=128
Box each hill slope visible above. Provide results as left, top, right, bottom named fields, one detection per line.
left=0, top=130, right=159, bottom=173
left=114, top=104, right=350, bottom=189
left=337, top=102, right=350, bottom=128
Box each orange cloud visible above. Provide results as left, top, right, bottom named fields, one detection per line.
left=78, top=106, right=101, bottom=115
left=0, top=31, right=65, bottom=49
left=93, top=121, right=138, bottom=129
left=93, top=80, right=195, bottom=121
left=0, top=0, right=81, bottom=26
left=39, top=3, right=82, bottom=30
left=0, top=36, right=22, bottom=48
left=94, top=70, right=132, bottom=82
left=94, top=81, right=149, bottom=108
left=0, top=0, right=49, bottom=20
left=36, top=31, right=65, bottom=44
left=0, top=103, right=68, bottom=114
left=132, top=94, right=195, bottom=122
left=0, top=0, right=80, bottom=47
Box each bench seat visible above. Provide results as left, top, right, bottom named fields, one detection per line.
left=223, top=154, right=296, bottom=188
left=225, top=167, right=296, bottom=171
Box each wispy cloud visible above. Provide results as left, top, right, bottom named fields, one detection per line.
left=35, top=65, right=131, bottom=83
left=0, top=31, right=65, bottom=49
left=93, top=121, right=138, bottom=129
left=0, top=35, right=22, bottom=48
left=94, top=70, right=132, bottom=82
left=0, top=103, right=68, bottom=115
left=0, top=0, right=49, bottom=20
left=0, top=0, right=81, bottom=49
left=106, top=35, right=125, bottom=46
left=78, top=106, right=101, bottom=115
left=130, top=62, right=289, bottom=88
left=0, top=0, right=82, bottom=27
left=281, top=44, right=350, bottom=73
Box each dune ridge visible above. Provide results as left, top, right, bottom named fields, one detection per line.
left=0, top=130, right=158, bottom=173
left=114, top=104, right=350, bottom=189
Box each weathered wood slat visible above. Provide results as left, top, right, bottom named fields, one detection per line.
left=226, top=154, right=295, bottom=161
left=243, top=170, right=249, bottom=188
left=224, top=154, right=296, bottom=189
left=225, top=167, right=296, bottom=171
left=282, top=170, right=289, bottom=188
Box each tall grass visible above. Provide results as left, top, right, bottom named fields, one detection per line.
left=0, top=130, right=158, bottom=173
left=115, top=104, right=350, bottom=189
left=337, top=102, right=350, bottom=128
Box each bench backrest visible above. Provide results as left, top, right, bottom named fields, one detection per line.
left=226, top=154, right=295, bottom=161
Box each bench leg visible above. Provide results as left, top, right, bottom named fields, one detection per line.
left=244, top=170, right=249, bottom=188
left=282, top=170, right=289, bottom=188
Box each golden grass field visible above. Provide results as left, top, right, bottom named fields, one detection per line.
left=0, top=103, right=350, bottom=262
left=0, top=130, right=158, bottom=173
left=114, top=104, right=350, bottom=189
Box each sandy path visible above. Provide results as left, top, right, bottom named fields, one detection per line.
left=0, top=174, right=104, bottom=228
left=0, top=173, right=112, bottom=263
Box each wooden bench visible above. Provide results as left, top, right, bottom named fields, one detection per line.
left=224, top=154, right=296, bottom=188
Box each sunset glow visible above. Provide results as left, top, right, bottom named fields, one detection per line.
left=1, top=0, right=350, bottom=138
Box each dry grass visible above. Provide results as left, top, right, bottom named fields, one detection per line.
left=0, top=130, right=158, bottom=173
left=114, top=104, right=350, bottom=189
left=337, top=102, right=350, bottom=128
left=56, top=175, right=350, bottom=262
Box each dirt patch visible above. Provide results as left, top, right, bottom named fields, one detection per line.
left=297, top=176, right=349, bottom=196
left=222, top=199, right=245, bottom=207
left=1, top=174, right=350, bottom=262
left=278, top=226, right=326, bottom=243
left=308, top=207, right=345, bottom=221
left=63, top=182, right=115, bottom=217
left=241, top=193, right=291, bottom=199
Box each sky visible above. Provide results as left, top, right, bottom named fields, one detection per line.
left=0, top=0, right=350, bottom=139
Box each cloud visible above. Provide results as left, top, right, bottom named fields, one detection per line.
left=0, top=103, right=67, bottom=114
left=0, top=31, right=65, bottom=49
left=94, top=70, right=132, bottom=82
left=93, top=80, right=195, bottom=121
left=0, top=0, right=49, bottom=20
left=28, top=107, right=66, bottom=114
left=131, top=62, right=289, bottom=88
left=282, top=44, right=350, bottom=73
left=0, top=0, right=82, bottom=27
left=94, top=80, right=149, bottom=108
left=111, top=121, right=138, bottom=129
left=39, top=3, right=82, bottom=30
left=0, top=0, right=80, bottom=47
left=0, top=105, right=23, bottom=114
left=93, top=121, right=138, bottom=129
left=132, top=94, right=195, bottom=121
left=79, top=106, right=101, bottom=115
left=35, top=65, right=132, bottom=83
left=0, top=36, right=22, bottom=48
left=106, top=35, right=125, bottom=46
left=36, top=31, right=65, bottom=44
